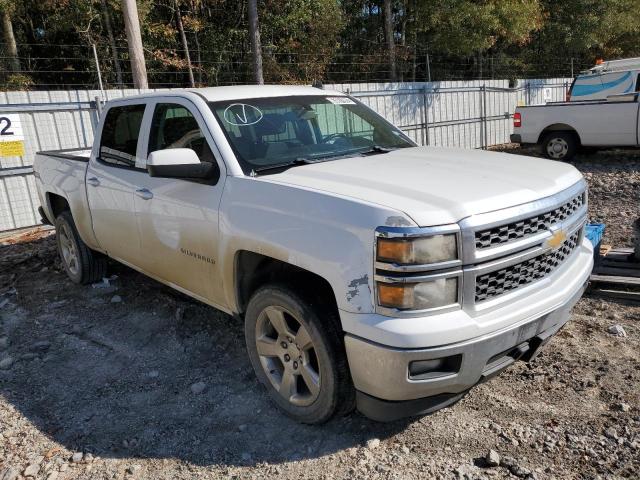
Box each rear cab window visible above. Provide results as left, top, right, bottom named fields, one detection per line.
left=99, top=104, right=146, bottom=168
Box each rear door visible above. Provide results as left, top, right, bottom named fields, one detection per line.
left=87, top=103, right=149, bottom=265
left=133, top=97, right=227, bottom=307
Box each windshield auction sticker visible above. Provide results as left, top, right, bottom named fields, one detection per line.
left=223, top=104, right=263, bottom=126
left=326, top=97, right=356, bottom=105
left=0, top=114, right=25, bottom=157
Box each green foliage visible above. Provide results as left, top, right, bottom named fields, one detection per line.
left=1, top=74, right=34, bottom=90
left=2, top=0, right=640, bottom=88
left=413, top=0, right=542, bottom=56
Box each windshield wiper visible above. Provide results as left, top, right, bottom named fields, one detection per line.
left=360, top=145, right=397, bottom=155
left=250, top=145, right=399, bottom=176
left=250, top=157, right=315, bottom=175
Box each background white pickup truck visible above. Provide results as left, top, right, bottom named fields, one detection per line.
left=34, top=85, right=593, bottom=423
left=511, top=92, right=640, bottom=161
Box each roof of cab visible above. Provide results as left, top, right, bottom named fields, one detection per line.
left=107, top=85, right=345, bottom=103
left=189, top=84, right=344, bottom=101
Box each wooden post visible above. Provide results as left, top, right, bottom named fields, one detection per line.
left=122, top=0, right=148, bottom=89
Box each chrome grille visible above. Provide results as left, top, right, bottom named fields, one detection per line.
left=475, top=230, right=581, bottom=303
left=475, top=193, right=585, bottom=249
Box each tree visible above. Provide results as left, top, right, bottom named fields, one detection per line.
left=174, top=0, right=194, bottom=87
left=100, top=0, right=124, bottom=86
left=383, top=0, right=396, bottom=81
left=412, top=0, right=543, bottom=57
left=122, top=0, right=148, bottom=88
left=0, top=2, right=20, bottom=72
left=247, top=0, right=264, bottom=84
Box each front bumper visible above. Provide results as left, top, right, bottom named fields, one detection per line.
left=346, top=279, right=587, bottom=422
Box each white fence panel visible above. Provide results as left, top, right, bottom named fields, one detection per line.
left=0, top=80, right=573, bottom=232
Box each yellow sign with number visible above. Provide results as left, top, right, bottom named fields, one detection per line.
left=0, top=114, right=25, bottom=157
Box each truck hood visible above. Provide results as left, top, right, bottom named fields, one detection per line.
left=259, top=146, right=584, bottom=226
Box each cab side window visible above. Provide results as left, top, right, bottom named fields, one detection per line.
left=148, top=103, right=215, bottom=164
left=100, top=104, right=146, bottom=167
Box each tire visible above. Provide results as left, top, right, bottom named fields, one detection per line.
left=541, top=131, right=578, bottom=161
left=244, top=284, right=355, bottom=424
left=54, top=210, right=107, bottom=285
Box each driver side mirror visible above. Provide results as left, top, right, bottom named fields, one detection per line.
left=147, top=148, right=219, bottom=182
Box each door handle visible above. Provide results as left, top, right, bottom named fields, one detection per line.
left=87, top=177, right=100, bottom=187
left=135, top=188, right=154, bottom=200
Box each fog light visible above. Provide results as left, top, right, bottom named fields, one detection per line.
left=409, top=355, right=462, bottom=380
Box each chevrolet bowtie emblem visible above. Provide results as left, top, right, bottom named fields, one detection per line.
left=546, top=229, right=567, bottom=250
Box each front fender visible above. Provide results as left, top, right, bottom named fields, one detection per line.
left=219, top=176, right=417, bottom=314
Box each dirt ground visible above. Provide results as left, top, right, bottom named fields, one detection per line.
left=0, top=148, right=639, bottom=480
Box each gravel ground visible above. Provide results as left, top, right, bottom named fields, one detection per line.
left=0, top=149, right=639, bottom=480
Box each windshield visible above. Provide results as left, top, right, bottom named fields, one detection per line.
left=209, top=95, right=415, bottom=174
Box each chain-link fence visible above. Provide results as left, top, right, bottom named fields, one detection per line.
left=0, top=78, right=570, bottom=232
left=0, top=43, right=590, bottom=90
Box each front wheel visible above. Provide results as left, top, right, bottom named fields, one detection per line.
left=244, top=285, right=354, bottom=424
left=55, top=211, right=107, bottom=284
left=541, top=131, right=578, bottom=161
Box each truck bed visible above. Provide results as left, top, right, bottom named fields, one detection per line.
left=514, top=93, right=639, bottom=147
left=34, top=148, right=94, bottom=242
left=36, top=147, right=92, bottom=162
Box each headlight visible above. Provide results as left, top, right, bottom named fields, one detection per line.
left=377, top=234, right=457, bottom=265
left=377, top=277, right=459, bottom=310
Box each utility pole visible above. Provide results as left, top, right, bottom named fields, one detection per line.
left=122, top=0, right=148, bottom=89
left=247, top=0, right=264, bottom=84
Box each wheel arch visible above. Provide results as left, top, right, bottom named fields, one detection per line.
left=234, top=250, right=340, bottom=320
left=538, top=124, right=581, bottom=145
left=46, top=192, right=70, bottom=220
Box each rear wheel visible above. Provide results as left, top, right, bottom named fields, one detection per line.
left=55, top=211, right=107, bottom=284
left=244, top=284, right=354, bottom=424
left=541, top=131, right=578, bottom=161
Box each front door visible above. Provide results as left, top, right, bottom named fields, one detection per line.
left=87, top=103, right=148, bottom=266
left=133, top=99, right=227, bottom=306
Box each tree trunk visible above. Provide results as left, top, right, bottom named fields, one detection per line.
left=174, top=1, right=195, bottom=87
left=384, top=0, right=396, bottom=82
left=2, top=10, right=20, bottom=73
left=122, top=0, right=148, bottom=89
left=193, top=29, right=202, bottom=84
left=101, top=0, right=123, bottom=86
left=247, top=0, right=264, bottom=85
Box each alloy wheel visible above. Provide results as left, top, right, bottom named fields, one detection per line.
left=58, top=223, right=79, bottom=276
left=255, top=305, right=321, bottom=407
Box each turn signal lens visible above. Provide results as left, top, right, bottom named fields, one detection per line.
left=377, top=277, right=458, bottom=310
left=377, top=234, right=457, bottom=265
left=377, top=283, right=412, bottom=308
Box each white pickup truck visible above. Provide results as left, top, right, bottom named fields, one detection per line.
left=34, top=86, right=593, bottom=423
left=511, top=92, right=640, bottom=160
